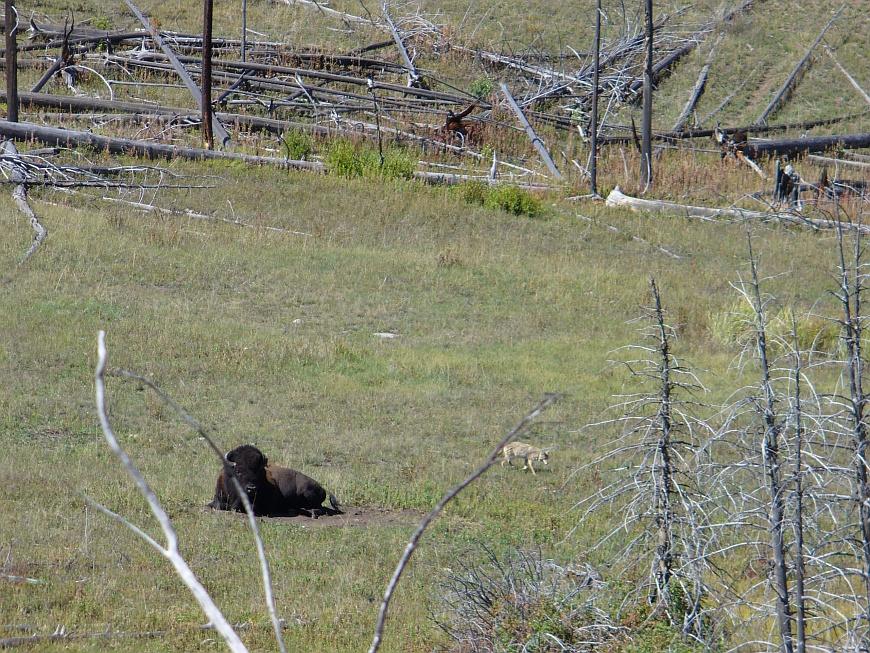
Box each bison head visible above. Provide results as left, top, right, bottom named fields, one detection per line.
left=225, top=444, right=269, bottom=501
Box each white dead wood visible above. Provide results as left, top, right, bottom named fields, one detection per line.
left=105, top=367, right=288, bottom=653
left=368, top=394, right=560, bottom=653
left=93, top=331, right=249, bottom=653
left=382, top=2, right=420, bottom=88
left=499, top=83, right=563, bottom=181
left=1, top=140, right=46, bottom=263
left=808, top=154, right=870, bottom=170
left=276, top=0, right=383, bottom=28
left=824, top=45, right=870, bottom=108
left=54, top=191, right=312, bottom=237
left=605, top=186, right=870, bottom=233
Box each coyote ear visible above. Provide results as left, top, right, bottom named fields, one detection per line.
left=225, top=450, right=237, bottom=463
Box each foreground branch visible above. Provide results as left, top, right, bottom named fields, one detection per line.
left=94, top=331, right=249, bottom=653
left=1, top=140, right=46, bottom=263
left=367, top=393, right=560, bottom=653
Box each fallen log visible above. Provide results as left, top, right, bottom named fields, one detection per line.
left=824, top=45, right=870, bottom=108
left=0, top=119, right=546, bottom=187
left=747, top=132, right=870, bottom=158
left=597, top=113, right=870, bottom=144
left=0, top=119, right=322, bottom=169
left=755, top=5, right=843, bottom=125
left=500, top=82, right=563, bottom=180
left=605, top=186, right=869, bottom=232
left=672, top=37, right=720, bottom=132
left=808, top=154, right=870, bottom=170
left=382, top=2, right=422, bottom=88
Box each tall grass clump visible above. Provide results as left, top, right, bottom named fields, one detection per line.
left=325, top=138, right=414, bottom=180
left=282, top=129, right=314, bottom=160
left=709, top=302, right=839, bottom=354
left=458, top=182, right=543, bottom=218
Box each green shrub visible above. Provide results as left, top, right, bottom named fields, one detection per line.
left=469, top=76, right=495, bottom=100
left=484, top=185, right=543, bottom=218
left=325, top=139, right=414, bottom=180
left=623, top=620, right=706, bottom=653
left=281, top=129, right=313, bottom=160
left=459, top=181, right=489, bottom=206
left=325, top=139, right=364, bottom=178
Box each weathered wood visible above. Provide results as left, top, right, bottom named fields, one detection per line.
left=756, top=5, right=843, bottom=125
left=748, top=132, right=870, bottom=158
left=672, top=38, right=720, bottom=132
left=4, top=0, right=17, bottom=121
left=121, top=0, right=230, bottom=148
left=589, top=0, right=601, bottom=196
left=120, top=52, right=474, bottom=105
left=824, top=45, right=870, bottom=108
left=382, top=2, right=420, bottom=88
left=0, top=118, right=320, bottom=169
left=605, top=186, right=870, bottom=232
left=808, top=154, right=870, bottom=170
left=1, top=140, right=46, bottom=262
left=640, top=0, right=654, bottom=189
left=201, top=0, right=214, bottom=149
left=597, top=112, right=870, bottom=144
left=499, top=82, right=562, bottom=180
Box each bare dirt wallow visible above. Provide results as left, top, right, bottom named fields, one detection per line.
left=209, top=505, right=423, bottom=529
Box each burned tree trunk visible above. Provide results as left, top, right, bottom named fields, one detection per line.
left=640, top=0, right=653, bottom=190
left=201, top=0, right=214, bottom=149
left=746, top=236, right=794, bottom=653
left=4, top=0, right=17, bottom=122
left=650, top=278, right=675, bottom=609
left=834, top=224, right=870, bottom=628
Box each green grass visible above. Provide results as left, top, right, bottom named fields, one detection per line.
left=0, top=152, right=855, bottom=651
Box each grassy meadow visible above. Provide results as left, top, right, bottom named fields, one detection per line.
left=2, top=0, right=869, bottom=650
left=0, top=156, right=857, bottom=651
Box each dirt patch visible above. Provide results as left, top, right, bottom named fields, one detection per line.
left=272, top=506, right=423, bottom=528
left=208, top=506, right=423, bottom=529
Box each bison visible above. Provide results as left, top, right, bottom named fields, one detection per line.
left=209, top=444, right=342, bottom=518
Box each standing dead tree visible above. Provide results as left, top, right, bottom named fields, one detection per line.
left=735, top=236, right=795, bottom=653
left=570, top=278, right=713, bottom=643
left=829, top=221, right=870, bottom=645
left=4, top=0, right=17, bottom=122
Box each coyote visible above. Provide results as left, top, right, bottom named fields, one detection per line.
left=500, top=441, right=550, bottom=474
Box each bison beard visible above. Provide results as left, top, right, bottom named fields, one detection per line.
left=209, top=444, right=342, bottom=518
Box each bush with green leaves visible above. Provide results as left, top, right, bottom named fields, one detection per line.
left=325, top=138, right=414, bottom=180
left=469, top=77, right=495, bottom=100
left=458, top=182, right=543, bottom=218
left=281, top=130, right=314, bottom=160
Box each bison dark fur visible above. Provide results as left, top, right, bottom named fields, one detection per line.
left=209, top=444, right=342, bottom=518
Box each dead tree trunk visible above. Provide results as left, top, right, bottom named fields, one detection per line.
left=122, top=0, right=229, bottom=148
left=746, top=235, right=794, bottom=653
left=499, top=82, right=562, bottom=180
left=4, top=0, right=17, bottom=122
left=201, top=0, right=213, bottom=149
left=788, top=324, right=807, bottom=653
left=834, top=224, right=870, bottom=627
left=755, top=6, right=843, bottom=125
left=650, top=278, right=675, bottom=609
left=640, top=0, right=653, bottom=190
left=589, top=0, right=601, bottom=196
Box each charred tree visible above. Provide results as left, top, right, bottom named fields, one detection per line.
left=4, top=0, right=17, bottom=122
